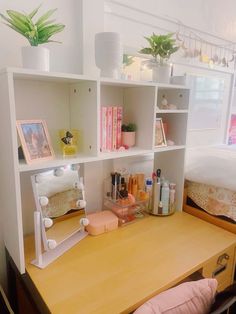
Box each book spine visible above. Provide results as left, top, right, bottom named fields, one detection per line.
left=106, top=107, right=113, bottom=151
left=116, top=106, right=123, bottom=149
left=101, top=107, right=107, bottom=152
left=112, top=106, right=118, bottom=150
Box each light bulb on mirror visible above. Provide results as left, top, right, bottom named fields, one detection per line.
left=80, top=217, right=89, bottom=227
left=43, top=217, right=53, bottom=228
left=39, top=196, right=49, bottom=206
left=76, top=199, right=86, bottom=209
left=47, top=239, right=57, bottom=250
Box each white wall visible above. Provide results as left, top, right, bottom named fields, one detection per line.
left=0, top=0, right=236, bottom=288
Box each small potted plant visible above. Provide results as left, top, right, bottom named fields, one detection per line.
left=121, top=123, right=137, bottom=148
left=0, top=6, right=65, bottom=71
left=139, top=33, right=179, bottom=83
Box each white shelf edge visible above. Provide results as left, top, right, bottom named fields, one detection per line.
left=156, top=109, right=189, bottom=114
left=18, top=145, right=186, bottom=172
left=0, top=68, right=190, bottom=89
left=18, top=149, right=152, bottom=172
left=100, top=77, right=190, bottom=89
left=99, top=148, right=153, bottom=159
left=100, top=77, right=157, bottom=87
left=156, top=83, right=190, bottom=90
left=1, top=67, right=98, bottom=83
left=153, top=145, right=186, bottom=153
left=18, top=154, right=99, bottom=172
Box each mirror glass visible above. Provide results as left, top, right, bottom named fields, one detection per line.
left=32, top=164, right=87, bottom=248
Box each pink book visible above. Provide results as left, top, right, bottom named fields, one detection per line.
left=106, top=107, right=113, bottom=151
left=100, top=107, right=107, bottom=152
left=116, top=106, right=123, bottom=149
left=112, top=106, right=118, bottom=150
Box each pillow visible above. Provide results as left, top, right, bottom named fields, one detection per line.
left=134, top=278, right=218, bottom=314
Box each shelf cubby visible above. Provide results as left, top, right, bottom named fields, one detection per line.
left=100, top=82, right=156, bottom=154
left=157, top=86, right=190, bottom=111
left=156, top=112, right=189, bottom=146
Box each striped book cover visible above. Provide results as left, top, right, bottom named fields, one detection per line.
left=100, top=106, right=107, bottom=152
left=112, top=106, right=118, bottom=150
left=116, top=106, right=123, bottom=149
left=106, top=106, right=113, bottom=151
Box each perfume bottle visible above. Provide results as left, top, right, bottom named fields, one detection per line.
left=59, top=129, right=79, bottom=156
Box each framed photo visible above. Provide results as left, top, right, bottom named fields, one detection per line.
left=155, top=118, right=167, bottom=147
left=16, top=120, right=54, bottom=164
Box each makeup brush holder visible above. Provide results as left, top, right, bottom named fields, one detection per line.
left=104, top=177, right=149, bottom=225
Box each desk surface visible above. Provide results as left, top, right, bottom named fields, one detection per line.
left=24, top=212, right=236, bottom=314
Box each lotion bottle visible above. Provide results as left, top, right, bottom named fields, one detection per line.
left=161, top=181, right=169, bottom=214
left=169, top=183, right=176, bottom=212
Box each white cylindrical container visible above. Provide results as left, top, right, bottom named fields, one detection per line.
left=22, top=46, right=50, bottom=71
left=152, top=63, right=171, bottom=83
left=95, top=32, right=123, bottom=79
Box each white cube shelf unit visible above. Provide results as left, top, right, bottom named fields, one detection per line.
left=0, top=68, right=189, bottom=274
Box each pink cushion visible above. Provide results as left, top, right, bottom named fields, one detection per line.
left=134, top=278, right=218, bottom=314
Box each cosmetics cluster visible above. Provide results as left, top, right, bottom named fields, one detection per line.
left=105, top=169, right=176, bottom=225
left=148, top=169, right=176, bottom=216
left=105, top=172, right=149, bottom=225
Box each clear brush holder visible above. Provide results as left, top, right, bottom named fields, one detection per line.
left=104, top=177, right=149, bottom=225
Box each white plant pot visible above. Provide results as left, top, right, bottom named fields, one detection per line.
left=152, top=63, right=171, bottom=83
left=22, top=46, right=50, bottom=71
left=95, top=32, right=123, bottom=79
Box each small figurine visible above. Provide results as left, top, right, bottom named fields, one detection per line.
left=161, top=95, right=168, bottom=109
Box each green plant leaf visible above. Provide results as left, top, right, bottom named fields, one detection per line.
left=139, top=48, right=153, bottom=55
left=5, top=11, right=30, bottom=33
left=0, top=13, right=12, bottom=24
left=139, top=32, right=179, bottom=60
left=28, top=5, right=41, bottom=19
left=38, top=24, right=65, bottom=42
left=0, top=6, right=65, bottom=46
left=37, top=19, right=56, bottom=31
left=36, top=8, right=57, bottom=27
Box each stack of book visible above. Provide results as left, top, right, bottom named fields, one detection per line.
left=100, top=106, right=123, bottom=152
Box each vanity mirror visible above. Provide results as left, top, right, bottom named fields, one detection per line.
left=31, top=164, right=89, bottom=268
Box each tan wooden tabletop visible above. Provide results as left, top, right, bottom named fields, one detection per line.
left=24, top=212, right=236, bottom=314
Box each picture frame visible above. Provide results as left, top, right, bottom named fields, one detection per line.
left=16, top=119, right=54, bottom=164
left=154, top=118, right=167, bottom=147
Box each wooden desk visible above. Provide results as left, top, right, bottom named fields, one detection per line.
left=21, top=212, right=236, bottom=314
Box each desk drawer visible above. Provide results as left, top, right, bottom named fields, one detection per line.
left=202, top=246, right=235, bottom=288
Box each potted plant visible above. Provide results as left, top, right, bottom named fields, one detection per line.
left=121, top=123, right=137, bottom=148
left=0, top=6, right=65, bottom=71
left=139, top=33, right=179, bottom=83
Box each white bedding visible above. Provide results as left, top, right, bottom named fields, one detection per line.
left=185, top=145, right=236, bottom=191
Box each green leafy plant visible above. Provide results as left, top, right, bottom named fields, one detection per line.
left=0, top=5, right=65, bottom=46
left=122, top=123, right=137, bottom=132
left=139, top=33, right=179, bottom=64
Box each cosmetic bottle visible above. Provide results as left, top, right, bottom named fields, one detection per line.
left=158, top=201, right=163, bottom=215
left=145, top=178, right=152, bottom=212
left=161, top=181, right=169, bottom=214
left=119, top=177, right=128, bottom=199
left=169, top=183, right=176, bottom=212
left=131, top=177, right=138, bottom=199
left=152, top=178, right=161, bottom=215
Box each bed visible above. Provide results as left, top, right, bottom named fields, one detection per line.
left=183, top=144, right=236, bottom=233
